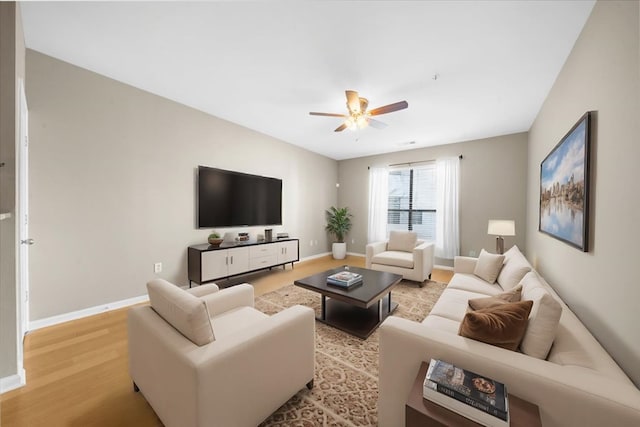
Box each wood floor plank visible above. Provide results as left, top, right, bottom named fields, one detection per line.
left=1, top=254, right=452, bottom=426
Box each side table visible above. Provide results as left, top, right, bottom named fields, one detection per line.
left=406, top=361, right=542, bottom=427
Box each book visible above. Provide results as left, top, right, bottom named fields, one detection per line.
left=327, top=277, right=363, bottom=288
left=423, top=359, right=509, bottom=426
left=422, top=386, right=509, bottom=427
left=326, top=271, right=363, bottom=286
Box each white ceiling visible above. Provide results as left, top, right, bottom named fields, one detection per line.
left=20, top=1, right=595, bottom=160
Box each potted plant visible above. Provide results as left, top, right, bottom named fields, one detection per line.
left=325, top=206, right=353, bottom=259
left=208, top=231, right=223, bottom=246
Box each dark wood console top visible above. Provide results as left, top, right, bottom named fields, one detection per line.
left=189, top=237, right=298, bottom=252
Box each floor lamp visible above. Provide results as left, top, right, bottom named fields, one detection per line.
left=488, top=220, right=515, bottom=254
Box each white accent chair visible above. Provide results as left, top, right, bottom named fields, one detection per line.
left=128, top=279, right=315, bottom=427
left=365, top=230, right=435, bottom=285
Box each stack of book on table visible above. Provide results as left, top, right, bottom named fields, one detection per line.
left=423, top=359, right=509, bottom=427
left=326, top=271, right=363, bottom=288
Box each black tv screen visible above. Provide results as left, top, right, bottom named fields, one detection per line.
left=197, top=166, right=282, bottom=228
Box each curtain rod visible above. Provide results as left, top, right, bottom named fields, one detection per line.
left=387, top=154, right=463, bottom=168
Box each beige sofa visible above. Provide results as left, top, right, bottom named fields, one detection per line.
left=378, top=246, right=640, bottom=427
left=366, top=230, right=435, bottom=284
left=128, top=279, right=315, bottom=427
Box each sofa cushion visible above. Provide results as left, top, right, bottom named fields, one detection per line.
left=520, top=272, right=563, bottom=359
left=387, top=230, right=417, bottom=253
left=446, top=273, right=505, bottom=296
left=467, top=284, right=523, bottom=310
left=422, top=314, right=461, bottom=334
left=371, top=250, right=414, bottom=269
left=458, top=300, right=533, bottom=351
left=430, top=288, right=493, bottom=322
left=211, top=306, right=269, bottom=340
left=147, top=278, right=215, bottom=346
left=473, top=249, right=505, bottom=284
left=497, top=246, right=531, bottom=290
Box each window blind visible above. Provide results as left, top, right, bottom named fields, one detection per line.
left=387, top=163, right=437, bottom=240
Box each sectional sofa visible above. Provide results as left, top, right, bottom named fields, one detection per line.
left=378, top=246, right=640, bottom=426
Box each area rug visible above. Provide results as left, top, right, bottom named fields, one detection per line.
left=255, top=280, right=447, bottom=426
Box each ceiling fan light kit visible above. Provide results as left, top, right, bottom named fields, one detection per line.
left=310, top=90, right=408, bottom=132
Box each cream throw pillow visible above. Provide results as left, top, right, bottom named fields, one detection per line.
left=387, top=230, right=418, bottom=253
left=520, top=272, right=563, bottom=359
left=147, top=278, right=215, bottom=346
left=497, top=246, right=531, bottom=291
left=473, top=249, right=505, bottom=284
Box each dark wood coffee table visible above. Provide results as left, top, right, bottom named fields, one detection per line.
left=294, top=266, right=403, bottom=339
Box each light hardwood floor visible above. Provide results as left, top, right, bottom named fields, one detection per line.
left=1, top=255, right=452, bottom=426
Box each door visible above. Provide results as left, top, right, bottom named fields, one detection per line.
left=227, top=247, right=249, bottom=276
left=17, top=80, right=30, bottom=358
left=277, top=240, right=299, bottom=264
left=201, top=250, right=229, bottom=282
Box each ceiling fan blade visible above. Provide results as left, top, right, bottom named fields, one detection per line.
left=309, top=112, right=348, bottom=117
left=334, top=123, right=348, bottom=132
left=368, top=118, right=388, bottom=129
left=368, top=100, right=409, bottom=116
left=359, top=97, right=369, bottom=113
left=345, top=90, right=360, bottom=114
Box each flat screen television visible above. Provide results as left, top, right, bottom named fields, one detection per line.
left=197, top=166, right=282, bottom=228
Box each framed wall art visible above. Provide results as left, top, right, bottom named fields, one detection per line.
left=539, top=112, right=591, bottom=251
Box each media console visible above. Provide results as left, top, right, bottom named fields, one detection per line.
left=188, top=238, right=299, bottom=286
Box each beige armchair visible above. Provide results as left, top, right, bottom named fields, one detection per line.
left=365, top=230, right=435, bottom=285
left=128, top=279, right=315, bottom=427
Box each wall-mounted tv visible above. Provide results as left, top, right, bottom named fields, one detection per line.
left=197, top=166, right=282, bottom=228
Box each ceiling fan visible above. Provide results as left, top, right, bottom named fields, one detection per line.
left=309, top=90, right=408, bottom=132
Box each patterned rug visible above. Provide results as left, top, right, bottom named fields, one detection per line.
left=255, top=280, right=447, bottom=426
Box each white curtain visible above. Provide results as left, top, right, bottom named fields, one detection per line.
left=368, top=167, right=389, bottom=243
left=435, top=157, right=460, bottom=259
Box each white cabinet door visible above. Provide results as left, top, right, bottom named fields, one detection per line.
left=277, top=240, right=299, bottom=264
left=201, top=251, right=229, bottom=282
left=227, top=247, right=250, bottom=276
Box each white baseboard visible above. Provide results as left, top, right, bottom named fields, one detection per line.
left=346, top=252, right=365, bottom=257
left=434, top=264, right=454, bottom=271
left=29, top=294, right=149, bottom=332
left=0, top=368, right=26, bottom=393
left=27, top=251, right=436, bottom=332
left=298, top=252, right=366, bottom=262
left=299, top=251, right=332, bottom=261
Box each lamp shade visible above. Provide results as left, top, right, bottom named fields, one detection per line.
left=488, top=220, right=515, bottom=236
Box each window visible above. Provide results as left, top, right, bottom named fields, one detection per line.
left=387, top=163, right=437, bottom=240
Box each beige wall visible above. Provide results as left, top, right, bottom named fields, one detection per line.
left=527, top=1, right=639, bottom=385
left=26, top=50, right=337, bottom=321
left=337, top=133, right=528, bottom=265
left=0, top=2, right=25, bottom=381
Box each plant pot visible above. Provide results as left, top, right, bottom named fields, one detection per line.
left=332, top=242, right=347, bottom=260
left=208, top=237, right=224, bottom=246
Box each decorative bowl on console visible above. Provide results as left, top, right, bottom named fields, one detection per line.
left=208, top=232, right=223, bottom=246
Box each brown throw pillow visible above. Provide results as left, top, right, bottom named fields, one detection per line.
left=458, top=300, right=533, bottom=351
left=467, top=284, right=523, bottom=311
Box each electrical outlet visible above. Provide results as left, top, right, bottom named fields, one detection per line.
left=154, top=262, right=162, bottom=273
left=310, top=240, right=314, bottom=246
left=351, top=239, right=355, bottom=244
left=469, top=250, right=477, bottom=257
